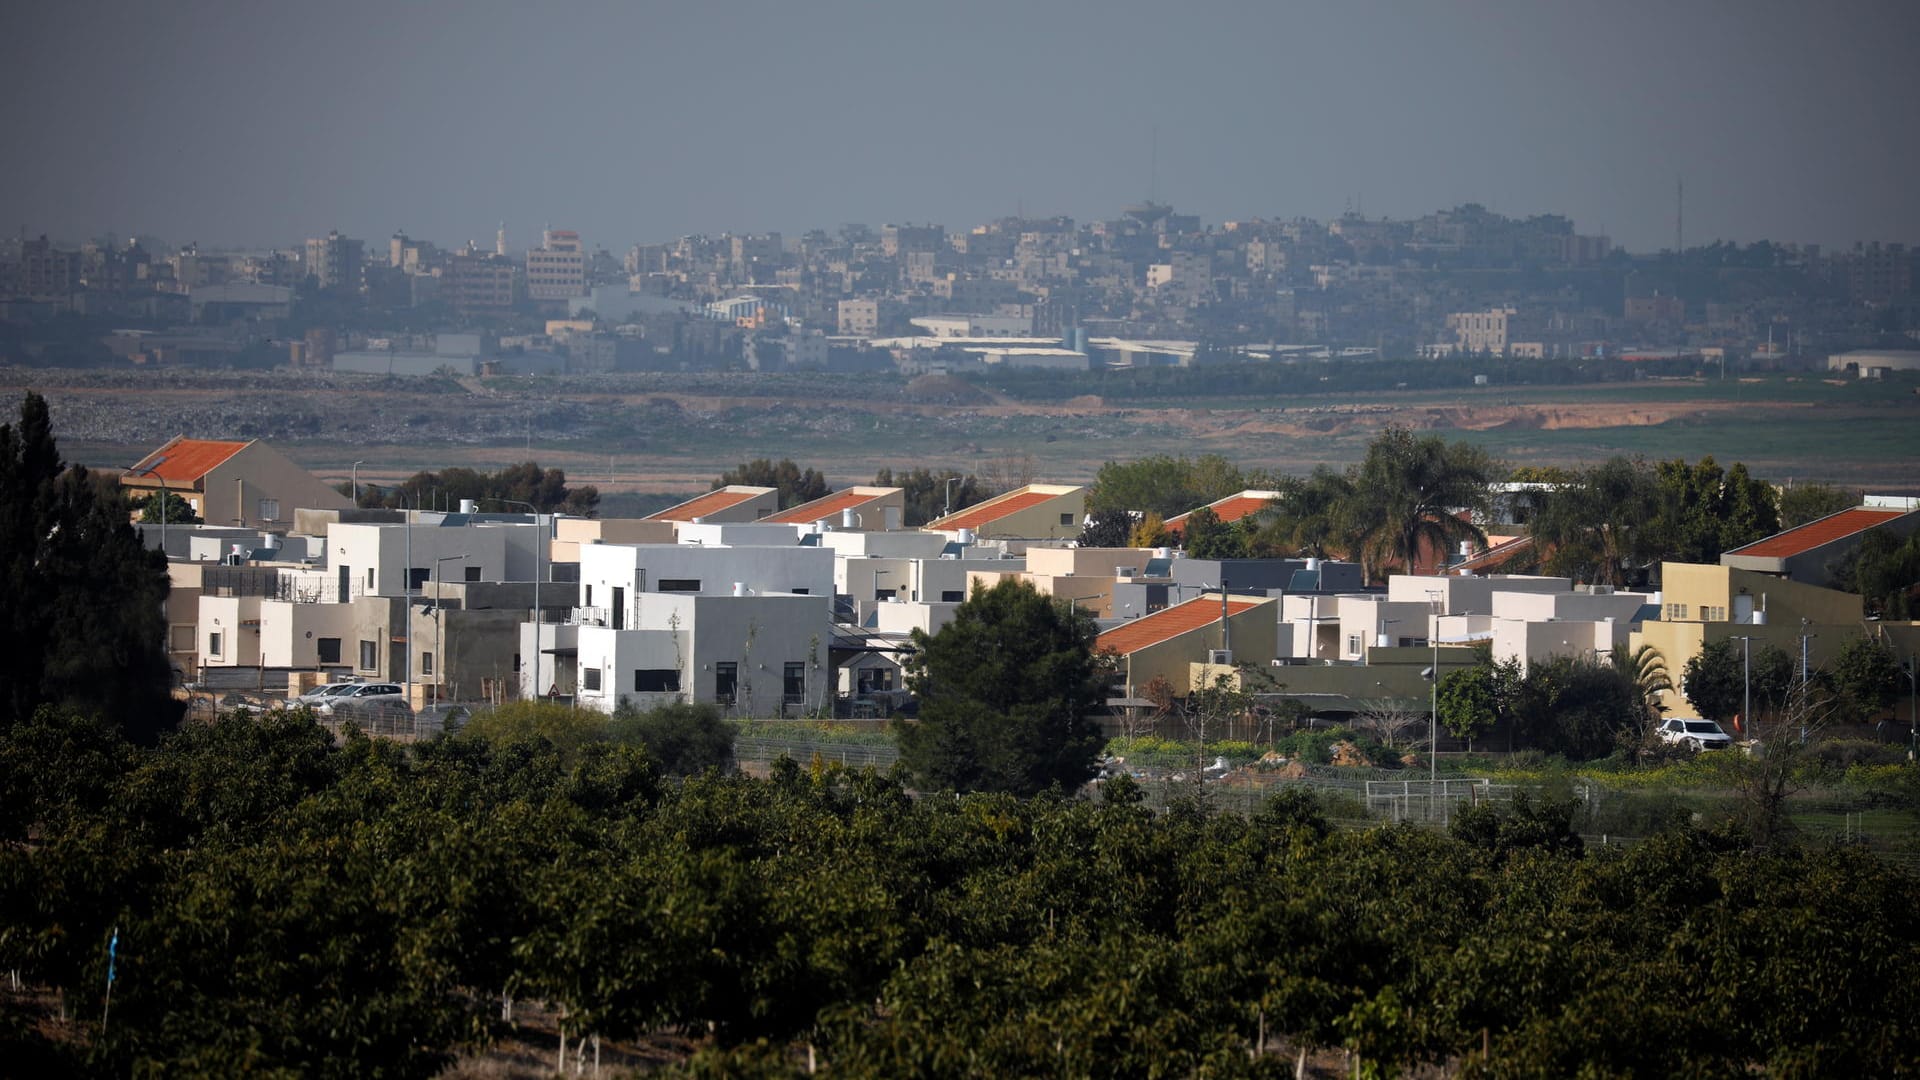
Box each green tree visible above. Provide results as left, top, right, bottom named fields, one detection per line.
left=360, top=460, right=599, bottom=515
left=609, top=701, right=736, bottom=775
left=896, top=580, right=1105, bottom=795
left=717, top=458, right=830, bottom=510
left=1682, top=639, right=1794, bottom=730
left=1648, top=455, right=1779, bottom=567
left=1180, top=506, right=1248, bottom=560
left=1828, top=633, right=1903, bottom=723
left=460, top=699, right=610, bottom=765
left=1347, top=426, right=1496, bottom=580
left=1256, top=466, right=1357, bottom=559
left=1085, top=454, right=1246, bottom=519
left=1076, top=506, right=1134, bottom=548
left=1530, top=456, right=1661, bottom=586
left=1436, top=666, right=1497, bottom=744
left=1129, top=511, right=1170, bottom=549
left=873, top=466, right=990, bottom=526
left=129, top=489, right=201, bottom=525
left=0, top=392, right=179, bottom=741
left=1776, top=482, right=1859, bottom=529
left=1839, top=527, right=1920, bottom=619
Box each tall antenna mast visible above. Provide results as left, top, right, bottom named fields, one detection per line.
left=1149, top=126, right=1158, bottom=203
left=1675, top=175, right=1683, bottom=255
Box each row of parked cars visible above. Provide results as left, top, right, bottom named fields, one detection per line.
left=288, top=681, right=470, bottom=734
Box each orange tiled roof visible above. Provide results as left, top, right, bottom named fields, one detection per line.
left=1728, top=508, right=1906, bottom=559
left=931, top=489, right=1057, bottom=531
left=1097, top=596, right=1263, bottom=655
left=1167, top=493, right=1274, bottom=534
left=646, top=488, right=765, bottom=522
left=126, top=437, right=249, bottom=485
left=764, top=489, right=883, bottom=525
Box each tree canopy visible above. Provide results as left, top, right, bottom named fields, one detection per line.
left=1085, top=453, right=1255, bottom=519
left=356, top=461, right=599, bottom=516
left=872, top=466, right=991, bottom=526
left=716, top=458, right=830, bottom=510
left=0, top=392, right=178, bottom=742
left=896, top=579, right=1106, bottom=795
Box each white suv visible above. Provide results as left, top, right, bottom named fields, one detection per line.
left=313, top=682, right=404, bottom=716
left=1657, top=717, right=1733, bottom=751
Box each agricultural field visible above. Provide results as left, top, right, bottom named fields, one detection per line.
left=7, top=362, right=1917, bottom=498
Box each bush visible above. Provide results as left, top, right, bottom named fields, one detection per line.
left=1809, top=739, right=1908, bottom=770
left=459, top=700, right=608, bottom=763
left=610, top=701, right=736, bottom=776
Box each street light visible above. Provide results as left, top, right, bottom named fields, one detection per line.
left=942, top=476, right=960, bottom=519
left=1731, top=635, right=1755, bottom=743
left=351, top=460, right=365, bottom=506
left=489, top=499, right=545, bottom=700
left=430, top=554, right=469, bottom=707
left=128, top=457, right=169, bottom=555
left=1902, top=655, right=1918, bottom=762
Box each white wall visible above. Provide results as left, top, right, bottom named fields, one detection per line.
left=257, top=600, right=359, bottom=668
left=569, top=594, right=831, bottom=716
left=328, top=520, right=511, bottom=597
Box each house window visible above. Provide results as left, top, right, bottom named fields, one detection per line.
left=421, top=651, right=435, bottom=676
left=942, top=590, right=965, bottom=602
left=360, top=640, right=378, bottom=670
left=584, top=585, right=592, bottom=606
left=512, top=652, right=521, bottom=672
left=366, top=567, right=375, bottom=590
left=257, top=498, right=280, bottom=521
left=784, top=662, right=806, bottom=705
left=634, top=669, right=680, bottom=693
left=1060, top=513, right=1074, bottom=526
left=409, top=568, right=429, bottom=591
left=1702, top=605, right=1726, bottom=622
left=582, top=667, right=601, bottom=692
left=317, top=637, right=341, bottom=664
left=658, top=578, right=701, bottom=592
left=715, top=662, right=738, bottom=704
left=1346, top=634, right=1361, bottom=654
left=1665, top=603, right=1689, bottom=620
left=465, top=566, right=481, bottom=582
left=208, top=632, right=223, bottom=658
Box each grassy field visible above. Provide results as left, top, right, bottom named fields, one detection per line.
left=22, top=364, right=1920, bottom=495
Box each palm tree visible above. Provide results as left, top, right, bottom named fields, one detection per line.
left=1611, top=643, right=1672, bottom=736
left=1531, top=457, right=1660, bottom=587
left=1252, top=467, right=1359, bottom=561
left=1349, top=426, right=1495, bottom=580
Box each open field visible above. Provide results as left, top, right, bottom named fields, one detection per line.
left=7, top=364, right=1916, bottom=496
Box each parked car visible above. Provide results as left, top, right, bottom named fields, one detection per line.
left=329, top=695, right=414, bottom=733
left=312, top=682, right=404, bottom=716
left=414, top=703, right=472, bottom=736
left=292, top=681, right=365, bottom=709
left=1657, top=717, right=1733, bottom=751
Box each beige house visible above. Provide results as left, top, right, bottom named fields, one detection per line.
left=966, top=546, right=1159, bottom=617
left=925, top=483, right=1086, bottom=541
left=123, top=437, right=353, bottom=529
left=549, top=517, right=676, bottom=569
left=644, top=485, right=779, bottom=524
left=763, top=486, right=906, bottom=531
left=1096, top=593, right=1277, bottom=697
left=1630, top=562, right=1867, bottom=717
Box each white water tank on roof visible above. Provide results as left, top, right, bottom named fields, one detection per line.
left=957, top=527, right=975, bottom=545
left=731, top=582, right=747, bottom=597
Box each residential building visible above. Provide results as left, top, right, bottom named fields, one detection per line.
left=1720, top=506, right=1919, bottom=588
left=645, top=485, right=779, bottom=524
left=1097, top=594, right=1278, bottom=697
left=925, top=483, right=1086, bottom=541
left=527, top=229, right=588, bottom=301
left=764, top=486, right=907, bottom=531
left=123, top=437, right=352, bottom=529
left=304, top=230, right=363, bottom=292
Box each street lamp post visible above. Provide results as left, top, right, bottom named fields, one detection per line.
left=351, top=460, right=365, bottom=506
left=1731, top=636, right=1754, bottom=743
left=942, top=476, right=959, bottom=519
left=1903, top=655, right=1918, bottom=761
left=128, top=457, right=170, bottom=555
left=432, top=554, right=469, bottom=707
left=489, top=499, right=545, bottom=701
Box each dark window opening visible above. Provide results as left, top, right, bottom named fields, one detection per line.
left=658, top=578, right=701, bottom=593
left=317, top=637, right=341, bottom=664
left=715, top=661, right=737, bottom=704
left=634, top=669, right=681, bottom=693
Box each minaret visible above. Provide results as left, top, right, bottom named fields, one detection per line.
left=496, top=222, right=507, bottom=257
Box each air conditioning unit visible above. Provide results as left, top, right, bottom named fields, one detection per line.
left=1117, top=566, right=1138, bottom=578
left=1208, top=649, right=1233, bottom=665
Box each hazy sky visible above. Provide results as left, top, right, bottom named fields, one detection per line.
left=5, top=0, right=1916, bottom=253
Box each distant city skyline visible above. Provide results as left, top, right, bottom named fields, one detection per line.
left=6, top=0, right=1917, bottom=253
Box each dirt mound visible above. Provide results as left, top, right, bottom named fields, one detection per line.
left=1329, top=740, right=1375, bottom=768
left=1063, top=394, right=1105, bottom=410
left=903, top=374, right=993, bottom=406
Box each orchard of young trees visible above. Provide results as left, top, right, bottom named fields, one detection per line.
left=4, top=707, right=1916, bottom=1077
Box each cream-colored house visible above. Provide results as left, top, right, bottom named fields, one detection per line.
left=964, top=546, right=1159, bottom=617
left=644, top=485, right=778, bottom=524
left=1630, top=562, right=1866, bottom=717
left=925, top=483, right=1086, bottom=541
left=123, top=436, right=352, bottom=528
left=1096, top=593, right=1277, bottom=697
left=763, top=486, right=906, bottom=531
